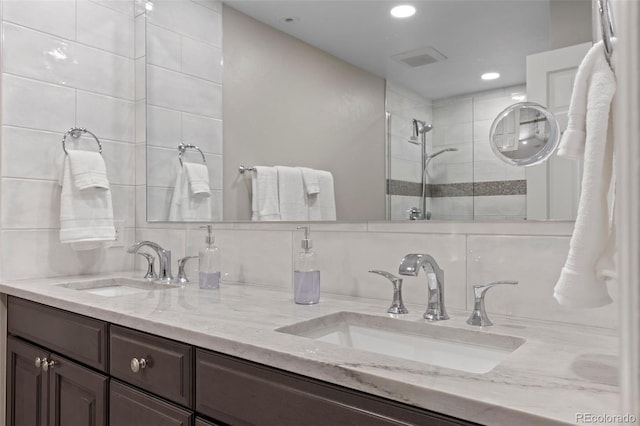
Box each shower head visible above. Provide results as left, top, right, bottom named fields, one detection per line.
left=408, top=119, right=433, bottom=144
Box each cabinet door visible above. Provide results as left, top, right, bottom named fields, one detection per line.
left=6, top=336, right=48, bottom=426
left=47, top=353, right=108, bottom=426
left=110, top=380, right=193, bottom=426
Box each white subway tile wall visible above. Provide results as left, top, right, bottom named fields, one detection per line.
left=0, top=0, right=137, bottom=280
left=144, top=0, right=224, bottom=221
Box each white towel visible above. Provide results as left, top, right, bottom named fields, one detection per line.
left=553, top=40, right=616, bottom=308
left=250, top=166, right=280, bottom=221
left=299, top=167, right=320, bottom=195
left=308, top=170, right=336, bottom=221
left=169, top=164, right=212, bottom=221
left=59, top=154, right=115, bottom=251
left=184, top=163, right=211, bottom=197
left=275, top=166, right=308, bottom=221
left=67, top=150, right=110, bottom=190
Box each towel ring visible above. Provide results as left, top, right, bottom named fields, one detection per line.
left=178, top=143, right=207, bottom=166
left=61, top=127, right=103, bottom=156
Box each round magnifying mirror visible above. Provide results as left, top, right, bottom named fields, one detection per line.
left=489, top=102, right=560, bottom=167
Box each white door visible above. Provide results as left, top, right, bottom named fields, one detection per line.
left=526, top=42, right=591, bottom=220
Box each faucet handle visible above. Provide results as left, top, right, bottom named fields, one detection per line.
left=368, top=270, right=408, bottom=315
left=466, top=281, right=518, bottom=327
left=176, top=256, right=198, bottom=285
left=136, top=252, right=158, bottom=280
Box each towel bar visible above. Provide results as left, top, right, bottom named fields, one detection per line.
left=178, top=143, right=207, bottom=166
left=61, top=127, right=103, bottom=156
left=238, top=165, right=256, bottom=174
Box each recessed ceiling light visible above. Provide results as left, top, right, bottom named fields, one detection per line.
left=481, top=72, right=500, bottom=81
left=391, top=5, right=416, bottom=18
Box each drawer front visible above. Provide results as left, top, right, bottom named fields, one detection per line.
left=110, top=381, right=193, bottom=426
left=196, top=349, right=475, bottom=426
left=110, top=325, right=193, bottom=407
left=195, top=417, right=221, bottom=426
left=7, top=296, right=108, bottom=372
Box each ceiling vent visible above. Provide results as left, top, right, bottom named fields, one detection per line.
left=392, top=47, right=447, bottom=68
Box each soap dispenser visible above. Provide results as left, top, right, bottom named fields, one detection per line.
left=293, top=226, right=320, bottom=304
left=199, top=225, right=221, bottom=289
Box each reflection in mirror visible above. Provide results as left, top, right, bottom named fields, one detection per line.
left=143, top=0, right=593, bottom=223
left=489, top=103, right=560, bottom=167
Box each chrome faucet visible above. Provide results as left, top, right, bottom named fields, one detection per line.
left=466, top=281, right=518, bottom=326
left=368, top=270, right=409, bottom=315
left=127, top=241, right=174, bottom=284
left=398, top=253, right=449, bottom=321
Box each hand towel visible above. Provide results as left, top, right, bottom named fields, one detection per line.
left=169, top=164, right=212, bottom=221
left=250, top=166, right=280, bottom=221
left=308, top=170, right=336, bottom=221
left=299, top=167, right=320, bottom=195
left=59, top=154, right=115, bottom=251
left=67, top=150, right=109, bottom=190
left=275, top=166, right=308, bottom=221
left=183, top=162, right=211, bottom=197
left=554, top=40, right=616, bottom=308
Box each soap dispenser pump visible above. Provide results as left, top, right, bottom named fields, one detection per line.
left=199, top=225, right=221, bottom=289
left=293, top=226, right=320, bottom=304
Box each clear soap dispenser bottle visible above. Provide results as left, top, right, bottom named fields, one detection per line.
left=199, top=225, right=221, bottom=289
left=293, top=226, right=320, bottom=304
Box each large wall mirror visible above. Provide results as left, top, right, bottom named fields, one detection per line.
left=142, top=0, right=594, bottom=223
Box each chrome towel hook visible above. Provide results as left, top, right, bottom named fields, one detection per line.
left=178, top=143, right=207, bottom=166
left=61, top=127, right=103, bottom=156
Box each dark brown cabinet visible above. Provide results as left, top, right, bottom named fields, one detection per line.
left=7, top=336, right=108, bottom=426
left=110, top=325, right=193, bottom=407
left=110, top=380, right=193, bottom=426
left=196, top=349, right=476, bottom=426
left=6, top=337, right=48, bottom=426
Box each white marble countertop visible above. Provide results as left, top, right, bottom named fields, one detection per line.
left=0, top=273, right=619, bottom=426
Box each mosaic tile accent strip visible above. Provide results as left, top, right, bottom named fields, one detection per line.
left=387, top=179, right=428, bottom=197
left=387, top=179, right=527, bottom=197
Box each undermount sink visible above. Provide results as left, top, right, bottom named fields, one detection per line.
left=57, top=277, right=180, bottom=297
left=277, top=312, right=525, bottom=374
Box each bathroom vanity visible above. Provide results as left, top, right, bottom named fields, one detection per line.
left=1, top=274, right=619, bottom=426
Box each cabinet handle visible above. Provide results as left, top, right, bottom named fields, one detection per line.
left=130, top=357, right=147, bottom=373
left=34, top=357, right=43, bottom=369
left=40, top=358, right=56, bottom=372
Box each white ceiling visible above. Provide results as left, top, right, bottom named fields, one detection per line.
left=225, top=1, right=555, bottom=100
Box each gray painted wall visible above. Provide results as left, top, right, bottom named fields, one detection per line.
left=222, top=5, right=386, bottom=221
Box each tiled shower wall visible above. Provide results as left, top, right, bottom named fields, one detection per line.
left=0, top=0, right=137, bottom=280
left=431, top=85, right=528, bottom=220
left=386, top=82, right=433, bottom=220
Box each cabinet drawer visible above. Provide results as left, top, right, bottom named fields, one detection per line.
left=110, top=380, right=193, bottom=426
left=7, top=296, right=108, bottom=372
left=110, top=325, right=193, bottom=407
left=196, top=349, right=475, bottom=426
